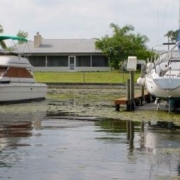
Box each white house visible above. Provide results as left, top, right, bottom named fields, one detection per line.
left=18, top=33, right=110, bottom=72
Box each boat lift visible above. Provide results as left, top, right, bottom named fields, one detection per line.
left=155, top=97, right=180, bottom=113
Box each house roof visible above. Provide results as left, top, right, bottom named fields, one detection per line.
left=17, top=38, right=102, bottom=54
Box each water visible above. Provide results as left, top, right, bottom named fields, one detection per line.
left=0, top=109, right=180, bottom=180
left=0, top=94, right=180, bottom=180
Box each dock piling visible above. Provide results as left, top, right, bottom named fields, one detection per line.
left=130, top=71, right=135, bottom=111
left=126, top=79, right=131, bottom=111
left=114, top=56, right=150, bottom=112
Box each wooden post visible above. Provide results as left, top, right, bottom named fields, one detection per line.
left=141, top=87, right=144, bottom=106
left=141, top=121, right=144, bottom=132
left=126, top=121, right=130, bottom=140
left=126, top=79, right=130, bottom=111
left=127, top=121, right=135, bottom=151
left=126, top=56, right=137, bottom=111
left=130, top=71, right=135, bottom=110
left=140, top=121, right=145, bottom=148
left=115, top=104, right=120, bottom=112
left=129, top=121, right=134, bottom=151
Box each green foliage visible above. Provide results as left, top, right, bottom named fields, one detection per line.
left=95, top=23, right=154, bottom=69
left=17, top=30, right=28, bottom=44
left=0, top=26, right=29, bottom=49
left=165, top=30, right=178, bottom=42
left=0, top=24, right=6, bottom=49
left=0, top=25, right=3, bottom=33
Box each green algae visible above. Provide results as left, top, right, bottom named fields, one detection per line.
left=0, top=88, right=180, bottom=124
left=46, top=88, right=180, bottom=123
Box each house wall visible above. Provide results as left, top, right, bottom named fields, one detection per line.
left=29, top=54, right=110, bottom=72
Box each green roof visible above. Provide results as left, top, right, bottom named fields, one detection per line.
left=0, top=35, right=28, bottom=42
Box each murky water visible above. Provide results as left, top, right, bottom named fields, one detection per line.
left=0, top=111, right=180, bottom=179
left=0, top=90, right=180, bottom=180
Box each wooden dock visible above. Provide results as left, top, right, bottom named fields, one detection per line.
left=114, top=90, right=151, bottom=111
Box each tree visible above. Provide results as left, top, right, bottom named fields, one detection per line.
left=0, top=25, right=3, bottom=33
left=0, top=25, right=7, bottom=49
left=95, top=23, right=154, bottom=69
left=17, top=30, right=28, bottom=44
left=165, top=30, right=178, bottom=42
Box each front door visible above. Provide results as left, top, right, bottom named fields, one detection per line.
left=68, top=56, right=76, bottom=71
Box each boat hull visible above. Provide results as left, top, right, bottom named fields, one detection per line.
left=0, top=83, right=47, bottom=102
left=145, top=75, right=180, bottom=98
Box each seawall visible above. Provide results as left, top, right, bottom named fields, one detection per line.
left=46, top=82, right=141, bottom=89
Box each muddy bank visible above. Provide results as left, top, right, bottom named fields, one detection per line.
left=0, top=88, right=179, bottom=124
left=47, top=88, right=180, bottom=124
left=48, top=88, right=126, bottom=100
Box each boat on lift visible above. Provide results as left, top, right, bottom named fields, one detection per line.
left=0, top=35, right=47, bottom=103
left=137, top=0, right=180, bottom=108
left=137, top=42, right=180, bottom=99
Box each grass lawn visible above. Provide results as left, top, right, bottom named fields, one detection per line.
left=34, top=71, right=141, bottom=83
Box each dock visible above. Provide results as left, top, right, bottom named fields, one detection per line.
left=114, top=90, right=151, bottom=111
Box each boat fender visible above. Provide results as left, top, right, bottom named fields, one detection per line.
left=137, top=77, right=145, bottom=86
left=147, top=62, right=154, bottom=69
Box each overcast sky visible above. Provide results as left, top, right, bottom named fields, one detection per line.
left=0, top=0, right=179, bottom=48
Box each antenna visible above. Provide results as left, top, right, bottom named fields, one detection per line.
left=179, top=0, right=180, bottom=30
left=178, top=0, right=180, bottom=49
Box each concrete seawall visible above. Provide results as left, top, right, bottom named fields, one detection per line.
left=46, top=82, right=141, bottom=89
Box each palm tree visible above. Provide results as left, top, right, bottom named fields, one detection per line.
left=109, top=23, right=134, bottom=36
left=0, top=25, right=3, bottom=33
left=0, top=25, right=7, bottom=49
left=165, top=30, right=178, bottom=42
left=95, top=23, right=151, bottom=69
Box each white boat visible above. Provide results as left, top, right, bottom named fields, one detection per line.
left=137, top=0, right=180, bottom=101
left=0, top=35, right=47, bottom=102
left=137, top=42, right=180, bottom=99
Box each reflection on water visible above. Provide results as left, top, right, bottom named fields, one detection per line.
left=0, top=113, right=180, bottom=179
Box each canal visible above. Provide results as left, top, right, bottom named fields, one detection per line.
left=0, top=89, right=180, bottom=180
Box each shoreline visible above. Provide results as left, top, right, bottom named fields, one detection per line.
left=46, top=82, right=141, bottom=89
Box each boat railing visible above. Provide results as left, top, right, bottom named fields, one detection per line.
left=154, top=50, right=180, bottom=66
left=147, top=42, right=180, bottom=76
left=0, top=51, right=18, bottom=56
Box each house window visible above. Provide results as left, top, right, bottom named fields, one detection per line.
left=47, top=56, right=68, bottom=67
left=92, top=56, right=108, bottom=67
left=76, top=56, right=90, bottom=67
left=28, top=56, right=46, bottom=67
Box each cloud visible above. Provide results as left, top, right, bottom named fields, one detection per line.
left=0, top=0, right=178, bottom=48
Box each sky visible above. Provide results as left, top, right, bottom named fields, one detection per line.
left=0, top=0, right=179, bottom=49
